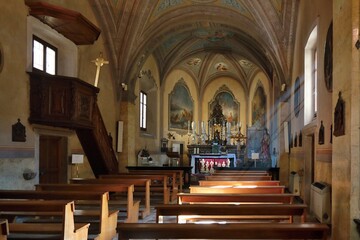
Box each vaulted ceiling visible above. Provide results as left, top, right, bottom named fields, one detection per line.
left=90, top=0, right=298, bottom=99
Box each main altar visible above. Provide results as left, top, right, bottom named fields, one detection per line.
left=187, top=100, right=272, bottom=173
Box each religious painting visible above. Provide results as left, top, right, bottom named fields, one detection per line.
left=209, top=86, right=239, bottom=125
left=252, top=85, right=266, bottom=128
left=169, top=80, right=194, bottom=131
left=333, top=91, right=345, bottom=136
left=324, top=21, right=333, bottom=92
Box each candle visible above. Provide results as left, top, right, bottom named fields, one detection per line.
left=187, top=121, right=190, bottom=134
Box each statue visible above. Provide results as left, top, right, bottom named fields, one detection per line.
left=334, top=92, right=345, bottom=136
left=260, top=128, right=270, bottom=162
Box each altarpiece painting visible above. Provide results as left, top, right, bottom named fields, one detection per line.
left=169, top=79, right=194, bottom=131
left=209, top=85, right=239, bottom=126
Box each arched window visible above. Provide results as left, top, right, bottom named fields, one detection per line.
left=304, top=25, right=318, bottom=124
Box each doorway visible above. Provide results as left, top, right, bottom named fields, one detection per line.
left=39, top=135, right=67, bottom=183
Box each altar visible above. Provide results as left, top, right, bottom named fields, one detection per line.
left=191, top=153, right=236, bottom=174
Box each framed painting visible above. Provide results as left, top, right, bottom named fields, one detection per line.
left=169, top=79, right=194, bottom=132
left=209, top=85, right=239, bottom=125
left=252, top=85, right=266, bottom=128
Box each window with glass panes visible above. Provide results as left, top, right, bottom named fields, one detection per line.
left=32, top=36, right=57, bottom=75
left=140, top=91, right=147, bottom=130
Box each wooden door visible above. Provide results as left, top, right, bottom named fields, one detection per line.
left=39, top=135, right=67, bottom=183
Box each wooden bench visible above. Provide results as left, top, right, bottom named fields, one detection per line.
left=155, top=203, right=307, bottom=223
left=0, top=190, right=118, bottom=240
left=212, top=172, right=270, bottom=176
left=0, top=200, right=89, bottom=240
left=214, top=170, right=269, bottom=174
left=205, top=175, right=273, bottom=181
left=178, top=193, right=295, bottom=204
left=100, top=174, right=171, bottom=204
left=0, top=219, right=8, bottom=240
left=189, top=185, right=285, bottom=194
left=71, top=178, right=151, bottom=218
left=126, top=169, right=182, bottom=201
left=199, top=180, right=280, bottom=187
left=36, top=183, right=139, bottom=223
left=117, top=222, right=329, bottom=240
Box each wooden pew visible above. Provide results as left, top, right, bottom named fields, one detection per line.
left=155, top=203, right=308, bottom=223
left=100, top=174, right=171, bottom=204
left=212, top=172, right=270, bottom=176
left=189, top=185, right=285, bottom=194
left=71, top=178, right=151, bottom=218
left=0, top=190, right=118, bottom=240
left=199, top=180, right=280, bottom=187
left=205, top=175, right=273, bottom=181
left=178, top=193, right=295, bottom=204
left=36, top=183, right=139, bottom=223
left=0, top=200, right=89, bottom=240
left=214, top=170, right=269, bottom=174
left=117, top=222, right=329, bottom=240
left=126, top=169, right=183, bottom=199
left=0, top=219, right=9, bottom=240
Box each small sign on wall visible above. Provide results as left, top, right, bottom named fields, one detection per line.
left=71, top=154, right=84, bottom=164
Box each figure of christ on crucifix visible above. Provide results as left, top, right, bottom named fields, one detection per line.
left=91, top=52, right=109, bottom=87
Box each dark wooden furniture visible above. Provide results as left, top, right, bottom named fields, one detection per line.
left=35, top=183, right=139, bottom=223
left=117, top=223, right=329, bottom=240
left=71, top=178, right=151, bottom=218
left=155, top=203, right=308, bottom=223
left=189, top=185, right=285, bottom=194
left=0, top=200, right=89, bottom=240
left=126, top=166, right=192, bottom=189
left=0, top=190, right=118, bottom=240
left=28, top=71, right=118, bottom=177
left=178, top=193, right=296, bottom=204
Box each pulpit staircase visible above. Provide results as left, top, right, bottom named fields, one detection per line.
left=28, top=72, right=118, bottom=177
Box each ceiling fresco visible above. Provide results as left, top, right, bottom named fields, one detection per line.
left=91, top=0, right=298, bottom=99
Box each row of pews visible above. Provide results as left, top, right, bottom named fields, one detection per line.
left=0, top=168, right=330, bottom=239
left=117, top=169, right=330, bottom=240
left=0, top=170, right=183, bottom=240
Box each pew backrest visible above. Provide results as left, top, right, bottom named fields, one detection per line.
left=205, top=175, right=273, bottom=181
left=0, top=219, right=9, bottom=240
left=117, top=223, right=329, bottom=240
left=0, top=190, right=118, bottom=240
left=155, top=203, right=307, bottom=223
left=189, top=185, right=285, bottom=194
left=35, top=183, right=137, bottom=223
left=0, top=200, right=89, bottom=240
left=198, top=180, right=280, bottom=187
left=178, top=193, right=295, bottom=204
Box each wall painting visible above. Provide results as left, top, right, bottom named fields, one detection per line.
left=169, top=79, right=194, bottom=132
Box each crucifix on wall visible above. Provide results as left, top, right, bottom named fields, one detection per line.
left=91, top=52, right=109, bottom=87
